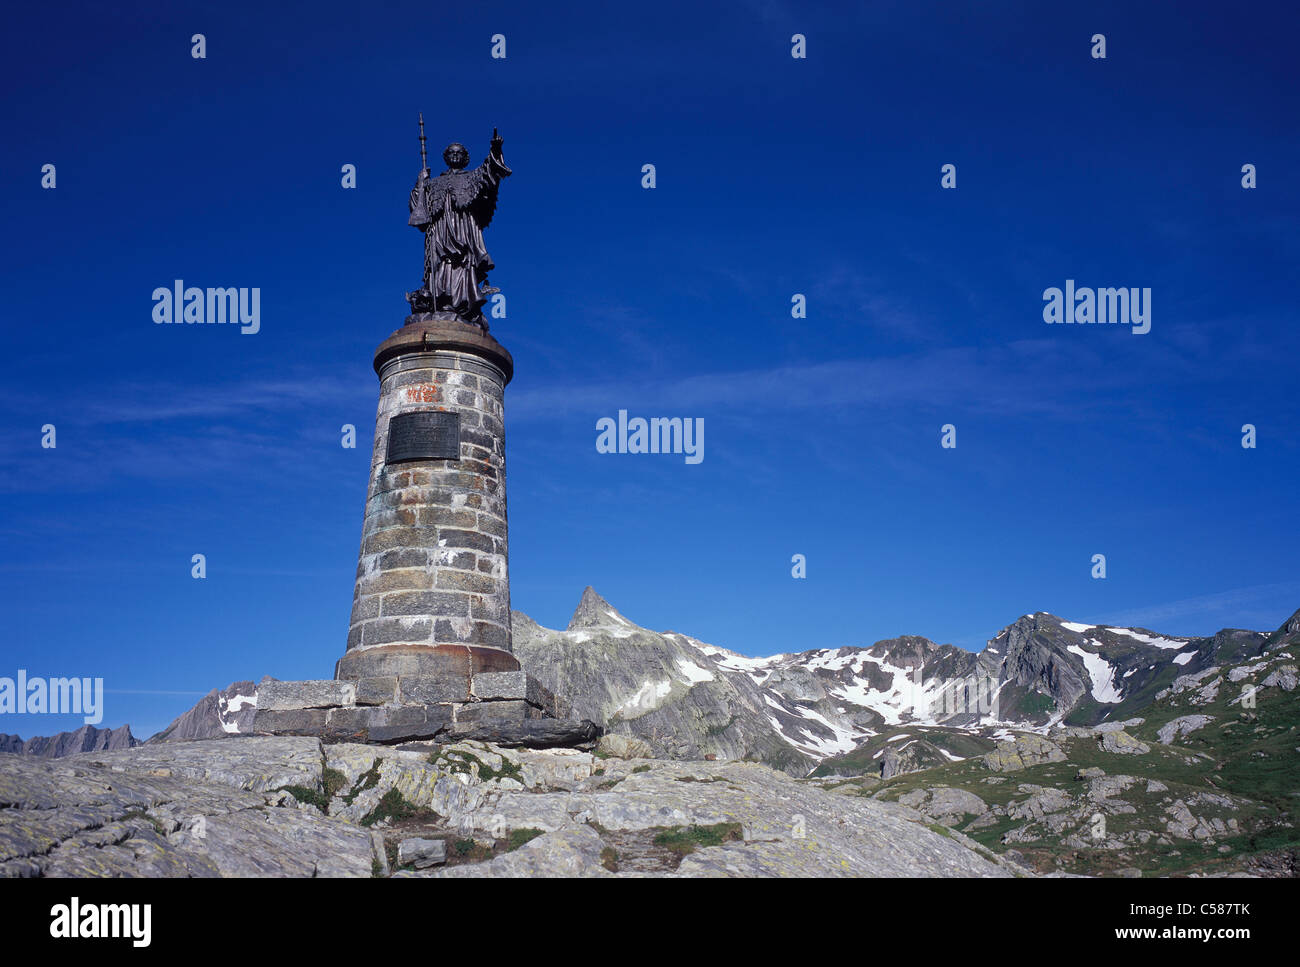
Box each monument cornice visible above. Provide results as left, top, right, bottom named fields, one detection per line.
left=373, top=319, right=514, bottom=383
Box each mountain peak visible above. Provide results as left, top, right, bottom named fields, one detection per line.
left=1281, top=607, right=1300, bottom=636
left=0, top=723, right=138, bottom=758
left=567, top=586, right=637, bottom=631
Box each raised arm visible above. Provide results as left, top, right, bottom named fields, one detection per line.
left=487, top=128, right=511, bottom=176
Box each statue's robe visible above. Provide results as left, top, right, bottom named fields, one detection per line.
left=409, top=153, right=511, bottom=320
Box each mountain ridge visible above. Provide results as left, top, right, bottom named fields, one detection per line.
left=8, top=591, right=1295, bottom=777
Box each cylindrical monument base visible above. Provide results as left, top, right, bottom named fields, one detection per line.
left=337, top=319, right=515, bottom=681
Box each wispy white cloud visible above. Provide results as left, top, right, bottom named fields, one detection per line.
left=104, top=689, right=207, bottom=696
left=810, top=263, right=936, bottom=342
left=0, top=373, right=371, bottom=494
left=509, top=338, right=1193, bottom=423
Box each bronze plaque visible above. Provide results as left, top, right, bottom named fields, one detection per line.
left=386, top=411, right=460, bottom=463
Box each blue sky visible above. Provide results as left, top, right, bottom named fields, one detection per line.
left=2, top=0, right=1297, bottom=738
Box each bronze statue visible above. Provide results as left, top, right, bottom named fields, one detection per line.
left=405, top=115, right=512, bottom=326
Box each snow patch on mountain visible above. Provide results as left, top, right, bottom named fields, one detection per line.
left=1067, top=644, right=1123, bottom=703
left=1061, top=621, right=1096, bottom=633
left=217, top=692, right=256, bottom=734
left=674, top=658, right=715, bottom=684
left=616, top=678, right=672, bottom=718
left=1104, top=627, right=1188, bottom=649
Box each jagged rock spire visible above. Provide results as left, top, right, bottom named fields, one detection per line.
left=567, top=587, right=635, bottom=631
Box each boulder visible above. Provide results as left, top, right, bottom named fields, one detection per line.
left=1156, top=715, right=1213, bottom=745
left=982, top=735, right=1066, bottom=772
left=898, top=786, right=989, bottom=826
left=1262, top=665, right=1298, bottom=692
left=1098, top=731, right=1150, bottom=755
left=397, top=837, right=447, bottom=869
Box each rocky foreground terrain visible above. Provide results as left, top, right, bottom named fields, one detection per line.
left=0, top=735, right=1018, bottom=877
left=4, top=590, right=1296, bottom=876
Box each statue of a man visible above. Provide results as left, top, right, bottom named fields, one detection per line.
left=406, top=130, right=512, bottom=325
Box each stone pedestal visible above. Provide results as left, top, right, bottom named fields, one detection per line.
left=249, top=320, right=600, bottom=749
left=338, top=318, right=517, bottom=682
left=249, top=671, right=574, bottom=746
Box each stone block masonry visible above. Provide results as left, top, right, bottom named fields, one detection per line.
left=338, top=320, right=517, bottom=681
left=248, top=671, right=578, bottom=746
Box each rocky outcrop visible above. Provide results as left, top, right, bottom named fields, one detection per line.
left=897, top=787, right=989, bottom=827
left=989, top=615, right=1091, bottom=715
left=0, top=736, right=1018, bottom=878
left=595, top=733, right=653, bottom=759
left=1262, top=665, right=1297, bottom=692
left=982, top=734, right=1066, bottom=772
left=1264, top=606, right=1300, bottom=651
left=1156, top=715, right=1214, bottom=745
left=0, top=737, right=371, bottom=877
left=1157, top=667, right=1221, bottom=702
left=1098, top=730, right=1150, bottom=755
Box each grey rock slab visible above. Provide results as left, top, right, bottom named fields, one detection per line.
left=1158, top=666, right=1221, bottom=701
left=465, top=792, right=578, bottom=834
left=521, top=761, right=1012, bottom=876
left=6, top=735, right=1020, bottom=877
left=183, top=807, right=374, bottom=877
left=1098, top=731, right=1151, bottom=755
left=897, top=786, right=988, bottom=826
left=257, top=679, right=356, bottom=711
left=420, top=825, right=611, bottom=878
left=397, top=837, right=447, bottom=868
left=982, top=735, right=1066, bottom=772
left=399, top=676, right=472, bottom=705
left=446, top=718, right=600, bottom=749
left=1262, top=665, right=1297, bottom=691
left=454, top=700, right=532, bottom=725
left=472, top=670, right=556, bottom=709
left=67, top=736, right=324, bottom=793
left=1157, top=715, right=1214, bottom=745
left=367, top=706, right=454, bottom=744
left=1228, top=663, right=1268, bottom=683
left=595, top=733, right=654, bottom=759
left=1088, top=775, right=1140, bottom=802
left=1007, top=786, right=1074, bottom=821
left=251, top=708, right=329, bottom=736
left=355, top=677, right=399, bottom=706
left=323, top=743, right=388, bottom=787
left=509, top=747, right=595, bottom=789
left=0, top=745, right=373, bottom=877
